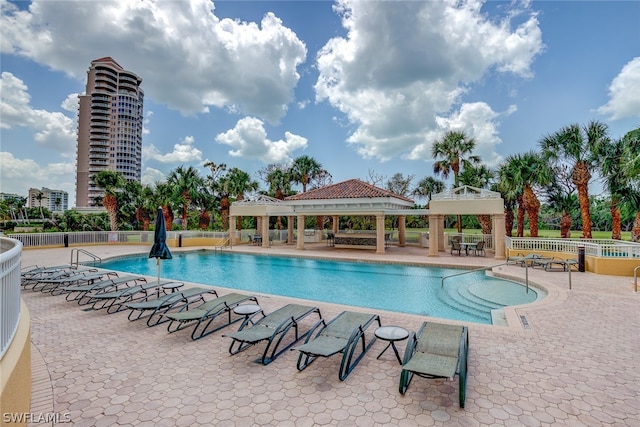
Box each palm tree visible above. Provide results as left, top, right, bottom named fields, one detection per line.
left=459, top=164, right=494, bottom=235
left=412, top=176, right=445, bottom=208
left=620, top=128, right=640, bottom=241
left=431, top=130, right=481, bottom=233
left=499, top=152, right=552, bottom=238
left=168, top=166, right=204, bottom=231
left=154, top=181, right=176, bottom=231
left=592, top=136, right=627, bottom=240
left=260, top=164, right=294, bottom=230
left=290, top=155, right=324, bottom=192
left=34, top=191, right=46, bottom=220
left=540, top=120, right=610, bottom=238
left=217, top=167, right=259, bottom=230
left=92, top=170, right=125, bottom=231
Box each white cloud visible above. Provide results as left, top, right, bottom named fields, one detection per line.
left=0, top=0, right=307, bottom=123
left=143, top=136, right=202, bottom=163
left=141, top=167, right=168, bottom=186
left=315, top=0, right=543, bottom=161
left=597, top=57, right=640, bottom=120
left=0, top=72, right=76, bottom=152
left=216, top=116, right=308, bottom=163
left=0, top=151, right=75, bottom=204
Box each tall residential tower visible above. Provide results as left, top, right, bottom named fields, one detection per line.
left=75, top=57, right=144, bottom=208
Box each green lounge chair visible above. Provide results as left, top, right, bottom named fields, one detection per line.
left=125, top=286, right=217, bottom=327
left=292, top=311, right=381, bottom=381
left=62, top=275, right=146, bottom=304
left=21, top=266, right=95, bottom=289
left=166, top=293, right=258, bottom=340
left=88, top=281, right=173, bottom=313
left=224, top=304, right=323, bottom=365
left=33, top=270, right=111, bottom=294
left=399, top=321, right=469, bottom=408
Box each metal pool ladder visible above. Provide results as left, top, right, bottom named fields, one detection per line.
left=70, top=248, right=102, bottom=267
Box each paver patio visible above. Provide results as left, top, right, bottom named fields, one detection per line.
left=20, top=244, right=640, bottom=426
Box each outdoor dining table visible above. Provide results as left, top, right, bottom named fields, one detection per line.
left=460, top=242, right=476, bottom=256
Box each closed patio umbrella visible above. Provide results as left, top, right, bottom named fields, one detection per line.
left=149, top=207, right=172, bottom=285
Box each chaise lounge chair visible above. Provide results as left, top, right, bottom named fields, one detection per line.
left=166, top=293, right=259, bottom=340
left=292, top=310, right=381, bottom=381
left=223, top=304, right=323, bottom=365
left=87, top=281, right=173, bottom=313
left=32, top=270, right=113, bottom=294
left=124, top=286, right=217, bottom=327
left=399, top=321, right=469, bottom=408
left=21, top=266, right=96, bottom=289
left=61, top=275, right=147, bottom=304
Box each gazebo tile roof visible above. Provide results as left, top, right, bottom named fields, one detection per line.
left=285, top=179, right=414, bottom=203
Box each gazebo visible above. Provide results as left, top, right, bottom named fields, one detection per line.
left=229, top=180, right=505, bottom=258
left=229, top=179, right=424, bottom=254
left=427, top=185, right=506, bottom=259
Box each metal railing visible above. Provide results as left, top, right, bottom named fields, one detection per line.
left=506, top=237, right=640, bottom=259
left=70, top=248, right=102, bottom=267
left=0, top=237, right=22, bottom=358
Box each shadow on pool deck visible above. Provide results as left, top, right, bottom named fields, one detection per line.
left=21, top=244, right=640, bottom=426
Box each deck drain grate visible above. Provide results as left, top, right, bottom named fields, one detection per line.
left=519, top=315, right=531, bottom=329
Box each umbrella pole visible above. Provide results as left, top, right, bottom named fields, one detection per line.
left=157, top=258, right=161, bottom=286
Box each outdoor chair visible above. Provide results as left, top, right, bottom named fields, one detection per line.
left=125, top=286, right=217, bottom=327
left=292, top=310, right=381, bottom=381
left=33, top=270, right=115, bottom=294
left=473, top=241, right=485, bottom=256
left=62, top=275, right=147, bottom=304
left=450, top=241, right=462, bottom=256
left=224, top=304, right=323, bottom=365
left=166, top=293, right=259, bottom=339
left=399, top=321, right=469, bottom=408
left=88, top=281, right=174, bottom=313
left=21, top=266, right=97, bottom=289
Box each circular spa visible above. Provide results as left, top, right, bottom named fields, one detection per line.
left=101, top=251, right=545, bottom=325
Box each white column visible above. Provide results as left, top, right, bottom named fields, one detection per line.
left=229, top=215, right=236, bottom=245
left=493, top=214, right=506, bottom=259
left=287, top=216, right=294, bottom=245
left=261, top=215, right=270, bottom=247
left=296, top=215, right=305, bottom=250
left=398, top=215, right=406, bottom=247
left=376, top=214, right=386, bottom=254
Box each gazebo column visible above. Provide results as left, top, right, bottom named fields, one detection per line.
left=398, top=215, right=406, bottom=247
left=287, top=216, right=294, bottom=245
left=256, top=217, right=262, bottom=237
left=296, top=215, right=305, bottom=250
left=261, top=215, right=270, bottom=247
left=376, top=214, right=386, bottom=254
left=428, top=214, right=439, bottom=257
left=229, top=215, right=236, bottom=245
left=438, top=215, right=446, bottom=252
left=332, top=215, right=339, bottom=233
left=493, top=214, right=506, bottom=259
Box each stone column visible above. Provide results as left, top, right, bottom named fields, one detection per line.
left=261, top=215, right=270, bottom=247
left=438, top=215, right=445, bottom=252
left=376, top=214, right=386, bottom=254
left=296, top=215, right=305, bottom=250
left=493, top=214, right=506, bottom=259
left=398, top=215, right=406, bottom=247
left=428, top=214, right=439, bottom=257
left=287, top=216, right=294, bottom=245
left=332, top=215, right=339, bottom=233
left=229, top=215, right=236, bottom=245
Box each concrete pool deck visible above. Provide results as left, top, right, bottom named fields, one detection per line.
left=20, top=244, right=640, bottom=426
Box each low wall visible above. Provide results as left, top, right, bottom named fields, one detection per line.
left=506, top=249, right=638, bottom=276
left=0, top=301, right=31, bottom=427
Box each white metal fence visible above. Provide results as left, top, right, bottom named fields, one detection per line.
left=0, top=237, right=22, bottom=358
left=506, top=237, right=640, bottom=258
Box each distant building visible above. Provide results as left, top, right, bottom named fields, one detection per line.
left=75, top=57, right=144, bottom=208
left=27, top=188, right=69, bottom=212
left=0, top=193, right=22, bottom=202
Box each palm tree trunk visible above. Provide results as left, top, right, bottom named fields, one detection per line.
left=610, top=199, right=621, bottom=240
left=573, top=162, right=592, bottom=239
left=505, top=209, right=514, bottom=237
left=516, top=196, right=525, bottom=237
left=522, top=185, right=540, bottom=237
left=632, top=211, right=640, bottom=243
left=560, top=212, right=572, bottom=238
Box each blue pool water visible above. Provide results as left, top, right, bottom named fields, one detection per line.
left=101, top=251, right=540, bottom=324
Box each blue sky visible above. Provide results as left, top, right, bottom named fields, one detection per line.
left=1, top=0, right=639, bottom=208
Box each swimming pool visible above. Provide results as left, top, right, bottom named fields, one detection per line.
left=101, top=251, right=540, bottom=324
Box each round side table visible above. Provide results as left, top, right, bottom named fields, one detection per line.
left=233, top=304, right=263, bottom=325
left=375, top=326, right=409, bottom=364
